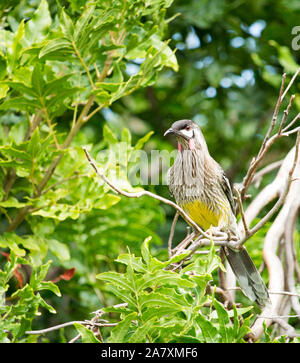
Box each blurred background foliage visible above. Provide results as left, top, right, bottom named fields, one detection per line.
left=0, top=0, right=299, bottom=342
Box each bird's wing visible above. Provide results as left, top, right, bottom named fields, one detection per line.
left=220, top=170, right=238, bottom=216
left=166, top=166, right=174, bottom=197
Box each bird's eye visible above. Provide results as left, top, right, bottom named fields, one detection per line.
left=185, top=125, right=191, bottom=131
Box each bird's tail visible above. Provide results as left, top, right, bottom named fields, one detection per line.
left=222, top=246, right=270, bottom=308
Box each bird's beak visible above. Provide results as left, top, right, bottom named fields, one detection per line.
left=164, top=128, right=175, bottom=137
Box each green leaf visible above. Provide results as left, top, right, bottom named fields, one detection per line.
left=116, top=254, right=147, bottom=273
left=8, top=20, right=25, bottom=71
left=209, top=305, right=253, bottom=319
left=97, top=271, right=134, bottom=292
left=0, top=96, right=41, bottom=112
left=74, top=4, right=96, bottom=44
left=39, top=38, right=72, bottom=59
left=107, top=312, right=137, bottom=343
left=137, top=270, right=195, bottom=291
left=0, top=84, right=9, bottom=99
left=0, top=233, right=26, bottom=256
left=212, top=299, right=231, bottom=342
left=0, top=197, right=28, bottom=208
left=128, top=317, right=156, bottom=343
left=134, top=131, right=154, bottom=150
left=141, top=236, right=152, bottom=266
left=0, top=80, right=37, bottom=98
left=105, top=284, right=137, bottom=307
left=149, top=35, right=178, bottom=72
left=47, top=238, right=70, bottom=262
left=103, top=124, right=119, bottom=144
left=139, top=291, right=184, bottom=311
left=73, top=323, right=101, bottom=343
left=27, top=127, right=41, bottom=156
left=196, top=314, right=218, bottom=343
left=60, top=9, right=74, bottom=40
left=31, top=64, right=45, bottom=97
left=93, top=194, right=121, bottom=209
left=24, top=0, right=51, bottom=45
left=121, top=128, right=132, bottom=145
left=38, top=281, right=61, bottom=297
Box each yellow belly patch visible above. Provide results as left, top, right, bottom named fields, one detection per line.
left=180, top=200, right=221, bottom=231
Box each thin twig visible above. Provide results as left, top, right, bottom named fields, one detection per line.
left=240, top=70, right=300, bottom=201
left=168, top=211, right=179, bottom=258
left=26, top=321, right=87, bottom=335
left=280, top=67, right=300, bottom=101
left=237, top=130, right=300, bottom=247
left=233, top=185, right=249, bottom=236
left=26, top=320, right=117, bottom=335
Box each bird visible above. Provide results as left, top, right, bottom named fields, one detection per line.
left=164, top=119, right=270, bottom=307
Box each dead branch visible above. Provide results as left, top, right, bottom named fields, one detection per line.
left=239, top=69, right=300, bottom=201
left=249, top=140, right=300, bottom=340
left=168, top=211, right=179, bottom=258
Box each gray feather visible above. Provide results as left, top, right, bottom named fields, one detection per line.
left=222, top=246, right=270, bottom=307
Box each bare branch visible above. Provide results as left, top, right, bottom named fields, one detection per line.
left=240, top=69, right=300, bottom=201
left=233, top=185, right=249, bottom=236
left=168, top=211, right=179, bottom=258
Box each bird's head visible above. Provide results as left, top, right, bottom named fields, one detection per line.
left=164, top=119, right=207, bottom=151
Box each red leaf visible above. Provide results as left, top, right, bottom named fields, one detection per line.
left=14, top=267, right=24, bottom=288
left=0, top=251, right=10, bottom=259
left=0, top=251, right=24, bottom=287
left=52, top=268, right=76, bottom=283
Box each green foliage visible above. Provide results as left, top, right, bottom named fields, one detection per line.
left=0, top=0, right=176, bottom=342
left=0, top=254, right=59, bottom=342
left=0, top=0, right=299, bottom=343
left=97, top=237, right=252, bottom=343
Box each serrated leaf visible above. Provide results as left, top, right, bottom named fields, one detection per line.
left=74, top=323, right=101, bottom=343
left=0, top=96, right=41, bottom=112
left=196, top=314, right=218, bottom=343
left=212, top=299, right=231, bottom=342
left=103, top=124, right=119, bottom=144
left=47, top=238, right=70, bottom=262
left=139, top=291, right=184, bottom=311
left=116, top=254, right=147, bottom=273
left=38, top=294, right=56, bottom=314
left=38, top=281, right=61, bottom=297
left=108, top=312, right=137, bottom=343
left=9, top=20, right=24, bottom=71
left=141, top=236, right=152, bottom=266
left=24, top=0, right=51, bottom=45
left=137, top=270, right=195, bottom=291
left=134, top=131, right=154, bottom=150
left=0, top=197, right=28, bottom=208
left=128, top=317, right=156, bottom=343
left=0, top=233, right=26, bottom=256
left=60, top=9, right=74, bottom=40
left=121, top=128, right=131, bottom=145
left=210, top=305, right=253, bottom=319
left=97, top=271, right=134, bottom=292
left=43, top=74, right=73, bottom=97
left=74, top=4, right=96, bottom=44
left=105, top=284, right=137, bottom=308
left=31, top=64, right=45, bottom=97
left=39, top=38, right=72, bottom=59
left=0, top=81, right=37, bottom=98
left=93, top=194, right=120, bottom=209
